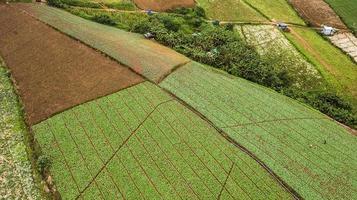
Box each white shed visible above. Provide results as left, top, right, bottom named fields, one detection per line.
left=322, top=26, right=336, bottom=36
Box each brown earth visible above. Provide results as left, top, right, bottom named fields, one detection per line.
left=133, top=0, right=195, bottom=11
left=289, top=0, right=347, bottom=29
left=0, top=4, right=144, bottom=125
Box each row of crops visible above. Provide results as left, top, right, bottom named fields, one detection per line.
left=0, top=61, right=41, bottom=199
left=160, top=62, right=357, bottom=199
left=33, top=82, right=293, bottom=199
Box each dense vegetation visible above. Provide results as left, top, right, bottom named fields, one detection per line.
left=47, top=1, right=357, bottom=128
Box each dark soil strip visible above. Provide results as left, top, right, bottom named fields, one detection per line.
left=217, top=163, right=234, bottom=200
left=161, top=87, right=303, bottom=200
left=75, top=99, right=174, bottom=199
left=0, top=4, right=144, bottom=125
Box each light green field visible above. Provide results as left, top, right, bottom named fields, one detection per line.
left=0, top=61, right=41, bottom=199
left=244, top=0, right=305, bottom=24
left=196, top=0, right=267, bottom=22
left=325, top=0, right=357, bottom=33
left=17, top=3, right=189, bottom=83
left=160, top=62, right=357, bottom=200
left=33, top=81, right=293, bottom=199
left=284, top=27, right=357, bottom=105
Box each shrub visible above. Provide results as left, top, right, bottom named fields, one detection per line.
left=47, top=0, right=66, bottom=8
left=37, top=155, right=52, bottom=174
left=92, top=14, right=116, bottom=26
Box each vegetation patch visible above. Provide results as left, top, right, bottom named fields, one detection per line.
left=0, top=60, right=41, bottom=199
left=324, top=0, right=357, bottom=34
left=195, top=0, right=267, bottom=22
left=244, top=0, right=305, bottom=24
left=133, top=0, right=195, bottom=11
left=160, top=62, right=357, bottom=199
left=33, top=81, right=293, bottom=199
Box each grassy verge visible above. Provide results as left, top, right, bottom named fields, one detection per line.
left=0, top=59, right=43, bottom=199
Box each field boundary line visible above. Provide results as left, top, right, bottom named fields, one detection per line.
left=217, top=163, right=234, bottom=200
left=160, top=86, right=302, bottom=200
left=220, top=117, right=326, bottom=129
left=75, top=99, right=174, bottom=199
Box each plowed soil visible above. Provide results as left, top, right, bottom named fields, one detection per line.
left=133, top=0, right=195, bottom=11
left=289, top=0, right=346, bottom=29
left=0, top=4, right=143, bottom=125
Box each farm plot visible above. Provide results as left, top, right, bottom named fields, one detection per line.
left=329, top=32, right=357, bottom=62
left=324, top=0, right=357, bottom=34
left=195, top=0, right=267, bottom=22
left=133, top=0, right=195, bottom=11
left=289, top=0, right=347, bottom=29
left=160, top=62, right=357, bottom=200
left=0, top=60, right=41, bottom=199
left=15, top=3, right=189, bottom=83
left=0, top=4, right=143, bottom=125
left=244, top=0, right=305, bottom=25
left=239, top=25, right=322, bottom=90
left=32, top=81, right=293, bottom=199
left=60, top=0, right=137, bottom=10
left=284, top=27, right=357, bottom=103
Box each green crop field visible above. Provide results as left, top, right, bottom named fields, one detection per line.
left=33, top=81, right=293, bottom=199
left=284, top=27, right=357, bottom=105
left=17, top=3, right=189, bottom=83
left=195, top=0, right=267, bottom=22
left=325, top=0, right=357, bottom=33
left=0, top=61, right=41, bottom=199
left=160, top=62, right=357, bottom=199
left=243, top=0, right=304, bottom=24
left=61, top=0, right=137, bottom=10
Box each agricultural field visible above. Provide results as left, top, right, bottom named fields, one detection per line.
left=289, top=0, right=347, bottom=29
left=244, top=0, right=305, bottom=24
left=0, top=4, right=143, bottom=125
left=0, top=60, right=41, bottom=199
left=15, top=3, right=189, bottom=83
left=160, top=61, right=357, bottom=199
left=61, top=0, right=137, bottom=10
left=324, top=0, right=357, bottom=34
left=33, top=81, right=294, bottom=199
left=329, top=32, right=357, bottom=62
left=195, top=0, right=267, bottom=22
left=133, top=0, right=195, bottom=11
left=238, top=25, right=322, bottom=90
left=284, top=27, right=357, bottom=104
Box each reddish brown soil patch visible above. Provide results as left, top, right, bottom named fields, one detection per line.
left=133, top=0, right=195, bottom=11
left=289, top=0, right=347, bottom=29
left=0, top=5, right=144, bottom=125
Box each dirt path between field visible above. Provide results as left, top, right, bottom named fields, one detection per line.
left=0, top=4, right=144, bottom=125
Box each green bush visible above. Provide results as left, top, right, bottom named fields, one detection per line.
left=37, top=155, right=52, bottom=174
left=92, top=14, right=117, bottom=26
left=47, top=0, right=67, bottom=8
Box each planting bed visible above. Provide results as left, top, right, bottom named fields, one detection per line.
left=196, top=0, right=267, bottom=22
left=0, top=60, right=41, bottom=199
left=285, top=27, right=357, bottom=102
left=133, top=0, right=195, bottom=11
left=239, top=25, right=322, bottom=89
left=160, top=62, right=357, bottom=200
left=244, top=0, right=304, bottom=25
left=289, top=0, right=346, bottom=29
left=324, top=0, right=357, bottom=34
left=0, top=4, right=143, bottom=125
left=16, top=3, right=189, bottom=83
left=33, top=81, right=293, bottom=199
left=329, top=33, right=357, bottom=62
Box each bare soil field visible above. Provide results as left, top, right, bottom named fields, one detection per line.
left=289, top=0, right=346, bottom=29
left=133, top=0, right=195, bottom=11
left=329, top=33, right=357, bottom=62
left=0, top=4, right=143, bottom=125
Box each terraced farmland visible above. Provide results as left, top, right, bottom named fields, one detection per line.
left=196, top=0, right=267, bottom=22
left=160, top=62, right=357, bottom=199
left=15, top=3, right=189, bottom=83
left=329, top=32, right=357, bottom=62
left=325, top=0, right=357, bottom=34
left=33, top=82, right=294, bottom=199
left=0, top=61, right=41, bottom=199
left=133, top=0, right=195, bottom=11
left=284, top=27, right=357, bottom=103
left=244, top=0, right=304, bottom=24
left=239, top=25, right=322, bottom=89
